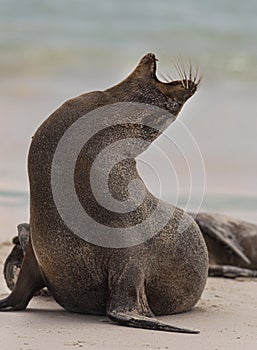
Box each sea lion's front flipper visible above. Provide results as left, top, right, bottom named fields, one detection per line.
left=209, top=265, right=257, bottom=278
left=107, top=262, right=198, bottom=334
left=0, top=240, right=45, bottom=311
left=193, top=213, right=251, bottom=265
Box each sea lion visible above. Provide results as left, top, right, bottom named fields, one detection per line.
left=0, top=53, right=208, bottom=333
left=3, top=236, right=23, bottom=291
left=3, top=224, right=49, bottom=295
left=193, top=212, right=257, bottom=278
left=3, top=224, right=30, bottom=291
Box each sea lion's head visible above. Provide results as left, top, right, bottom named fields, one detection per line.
left=127, top=53, right=201, bottom=117
left=102, top=53, right=201, bottom=154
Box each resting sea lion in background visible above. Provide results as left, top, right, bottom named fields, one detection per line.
left=0, top=53, right=208, bottom=333
left=3, top=235, right=23, bottom=292
left=4, top=224, right=49, bottom=296
left=3, top=224, right=30, bottom=291
left=193, top=212, right=257, bottom=278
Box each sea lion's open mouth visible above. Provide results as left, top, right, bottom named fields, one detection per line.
left=152, top=55, right=201, bottom=114
left=127, top=52, right=201, bottom=116
left=138, top=52, right=202, bottom=89
left=157, top=57, right=202, bottom=91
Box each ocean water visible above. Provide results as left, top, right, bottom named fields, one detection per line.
left=0, top=0, right=257, bottom=240
left=1, top=0, right=257, bottom=81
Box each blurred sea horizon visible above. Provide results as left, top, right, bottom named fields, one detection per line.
left=1, top=0, right=257, bottom=82
left=1, top=0, right=257, bottom=240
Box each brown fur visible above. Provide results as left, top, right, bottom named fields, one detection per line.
left=0, top=53, right=208, bottom=333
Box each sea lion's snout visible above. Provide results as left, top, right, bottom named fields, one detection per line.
left=131, top=53, right=201, bottom=116
left=162, top=78, right=198, bottom=102
left=155, top=59, right=201, bottom=115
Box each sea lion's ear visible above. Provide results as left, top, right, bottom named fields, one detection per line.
left=134, top=53, right=158, bottom=79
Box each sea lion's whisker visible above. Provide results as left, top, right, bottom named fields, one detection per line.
left=173, top=57, right=202, bottom=91
left=173, top=62, right=185, bottom=87
left=159, top=72, right=170, bottom=83
left=178, top=57, right=192, bottom=90
left=173, top=60, right=186, bottom=87
left=193, top=65, right=199, bottom=84
left=196, top=75, right=203, bottom=87
left=189, top=59, right=192, bottom=82
left=173, top=60, right=184, bottom=81
left=183, top=61, right=189, bottom=86
left=166, top=73, right=174, bottom=82
left=178, top=57, right=188, bottom=88
left=184, top=59, right=191, bottom=89
left=178, top=59, right=186, bottom=81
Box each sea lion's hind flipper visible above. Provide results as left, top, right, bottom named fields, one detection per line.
left=209, top=265, right=257, bottom=278
left=107, top=261, right=198, bottom=334
left=108, top=311, right=199, bottom=334
left=0, top=241, right=45, bottom=311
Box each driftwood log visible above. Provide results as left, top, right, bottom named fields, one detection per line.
left=3, top=212, right=257, bottom=292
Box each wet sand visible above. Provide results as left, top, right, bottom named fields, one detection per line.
left=0, top=243, right=256, bottom=350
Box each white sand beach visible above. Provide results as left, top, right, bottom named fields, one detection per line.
left=0, top=243, right=256, bottom=350
left=1, top=2, right=257, bottom=350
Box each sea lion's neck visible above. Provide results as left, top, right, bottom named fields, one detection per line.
left=75, top=136, right=157, bottom=228
left=105, top=77, right=169, bottom=111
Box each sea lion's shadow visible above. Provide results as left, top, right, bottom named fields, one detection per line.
left=25, top=302, right=202, bottom=327
left=25, top=304, right=107, bottom=325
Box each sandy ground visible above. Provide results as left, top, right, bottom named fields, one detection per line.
left=0, top=243, right=256, bottom=350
